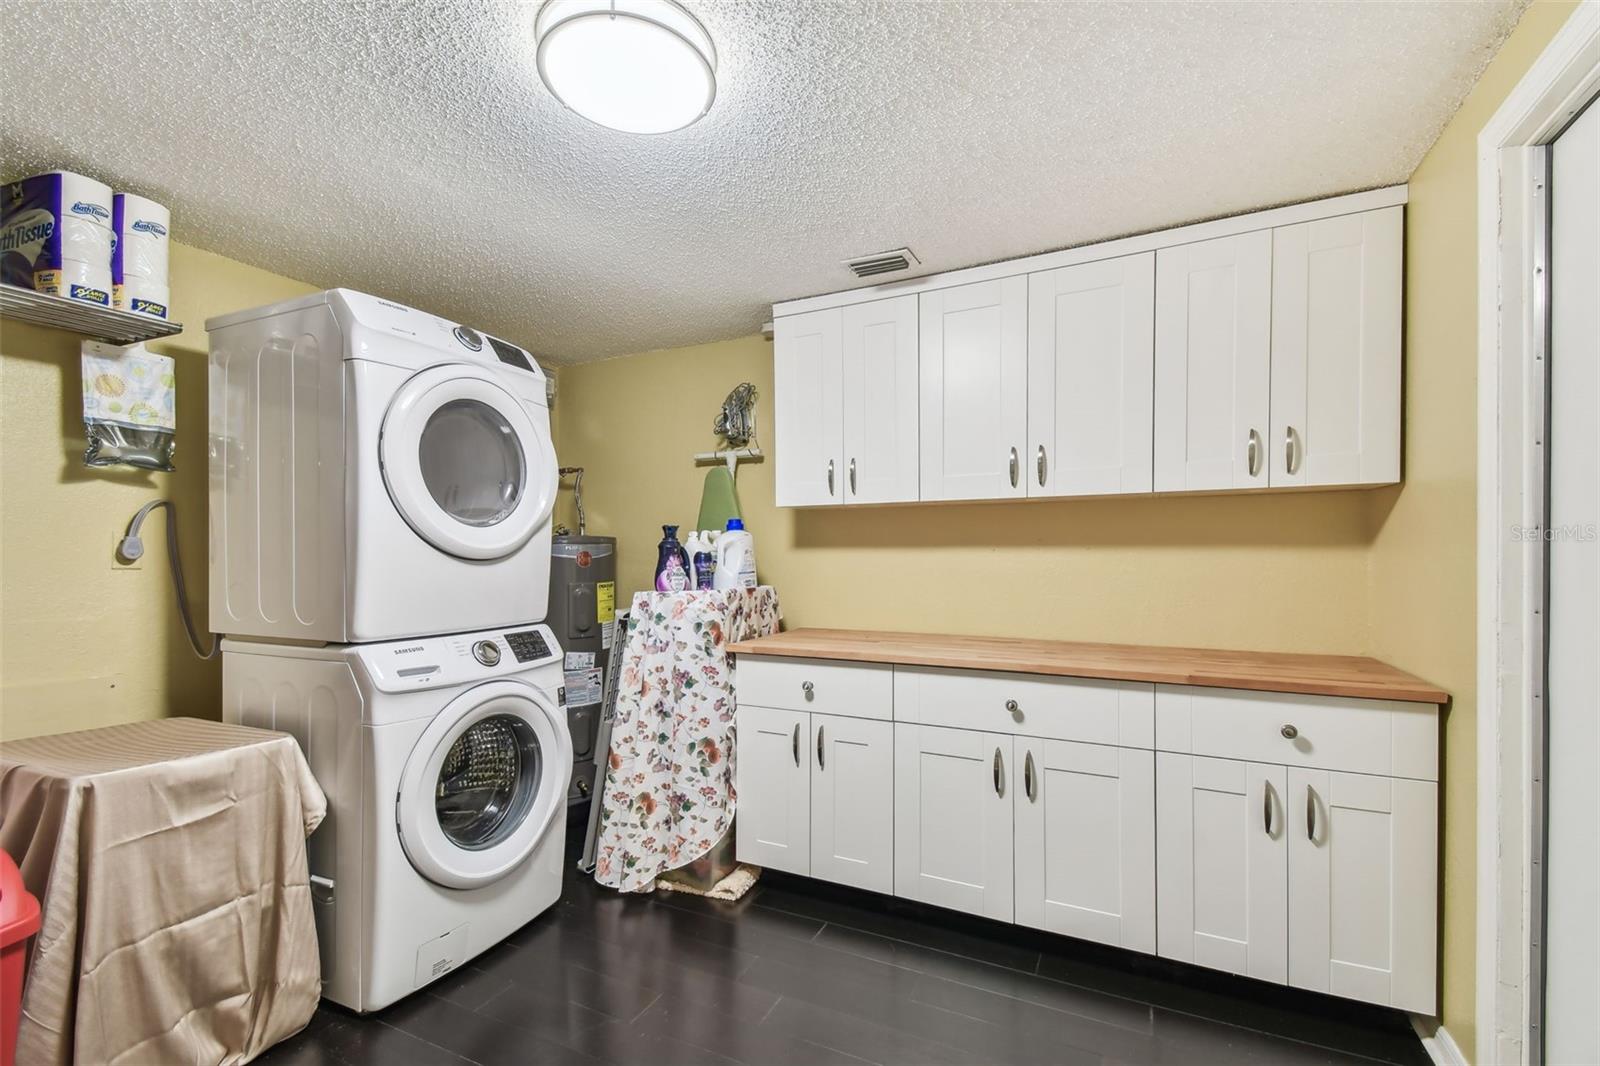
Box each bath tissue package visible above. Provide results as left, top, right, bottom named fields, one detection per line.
left=82, top=339, right=176, bottom=470
left=1, top=170, right=114, bottom=306
left=113, top=192, right=170, bottom=319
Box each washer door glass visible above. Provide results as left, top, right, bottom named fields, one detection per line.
left=381, top=365, right=557, bottom=561
left=397, top=681, right=573, bottom=890
left=436, top=713, right=540, bottom=849
left=419, top=400, right=525, bottom=528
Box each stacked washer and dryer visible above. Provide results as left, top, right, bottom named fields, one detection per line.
left=208, top=290, right=570, bottom=1012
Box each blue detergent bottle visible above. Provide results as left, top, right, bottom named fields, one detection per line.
left=654, top=525, right=691, bottom=592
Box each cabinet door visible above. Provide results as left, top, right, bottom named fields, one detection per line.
left=1288, top=769, right=1436, bottom=1013
left=774, top=308, right=844, bottom=507
left=735, top=706, right=810, bottom=875
left=810, top=713, right=894, bottom=893
left=1015, top=739, right=1155, bottom=953
left=1270, top=207, right=1402, bottom=488
left=1027, top=253, right=1154, bottom=497
left=1156, top=752, right=1287, bottom=984
left=919, top=277, right=1028, bottom=501
left=841, top=296, right=919, bottom=504
left=894, top=724, right=1014, bottom=921
left=1153, top=231, right=1272, bottom=492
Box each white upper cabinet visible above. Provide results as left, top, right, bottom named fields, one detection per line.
left=841, top=296, right=920, bottom=504
left=919, top=277, right=1028, bottom=501
left=1153, top=230, right=1273, bottom=492
left=774, top=308, right=844, bottom=507
left=1027, top=253, right=1155, bottom=496
left=1270, top=207, right=1403, bottom=488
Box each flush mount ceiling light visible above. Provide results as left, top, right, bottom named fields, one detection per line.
left=534, top=0, right=717, bottom=135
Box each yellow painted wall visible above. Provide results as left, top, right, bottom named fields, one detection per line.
left=1367, top=2, right=1578, bottom=1059
left=0, top=243, right=315, bottom=741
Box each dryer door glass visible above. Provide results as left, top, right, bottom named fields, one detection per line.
left=419, top=400, right=526, bottom=528
left=436, top=713, right=542, bottom=849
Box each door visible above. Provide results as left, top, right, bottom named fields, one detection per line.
left=841, top=296, right=919, bottom=504
left=1545, top=97, right=1600, bottom=1066
left=380, top=365, right=558, bottom=559
left=1287, top=769, right=1436, bottom=1012
left=395, top=680, right=572, bottom=889
left=774, top=308, right=844, bottom=506
left=1153, top=230, right=1272, bottom=491
left=1015, top=738, right=1155, bottom=953
left=919, top=277, right=1028, bottom=501
left=810, top=713, right=894, bottom=893
left=894, top=724, right=1014, bottom=921
left=1156, top=752, right=1287, bottom=983
left=1027, top=253, right=1154, bottom=496
left=1270, top=207, right=1402, bottom=488
left=734, top=705, right=810, bottom=875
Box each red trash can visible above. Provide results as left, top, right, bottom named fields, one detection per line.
left=0, top=849, right=40, bottom=1066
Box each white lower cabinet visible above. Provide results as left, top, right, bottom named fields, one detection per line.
left=1287, top=768, right=1437, bottom=1013
left=893, top=725, right=1015, bottom=922
left=1015, top=739, right=1155, bottom=952
left=811, top=713, right=895, bottom=893
left=735, top=705, right=810, bottom=875
left=1155, top=753, right=1289, bottom=984
left=736, top=658, right=1437, bottom=1015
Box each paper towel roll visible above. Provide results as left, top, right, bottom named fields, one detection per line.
left=112, top=193, right=169, bottom=317
left=1, top=170, right=114, bottom=306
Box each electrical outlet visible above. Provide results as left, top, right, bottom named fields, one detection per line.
left=113, top=532, right=142, bottom=569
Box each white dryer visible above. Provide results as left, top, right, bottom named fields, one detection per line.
left=207, top=289, right=558, bottom=643
left=222, top=624, right=571, bottom=1012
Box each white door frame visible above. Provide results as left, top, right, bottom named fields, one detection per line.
left=1477, top=6, right=1600, bottom=1064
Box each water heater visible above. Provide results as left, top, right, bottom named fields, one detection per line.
left=547, top=534, right=616, bottom=806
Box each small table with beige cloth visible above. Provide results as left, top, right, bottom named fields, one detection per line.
left=0, top=717, right=326, bottom=1066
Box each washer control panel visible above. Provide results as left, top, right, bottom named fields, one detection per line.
left=356, top=623, right=561, bottom=692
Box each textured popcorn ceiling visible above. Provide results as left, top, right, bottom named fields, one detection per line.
left=1, top=0, right=1525, bottom=363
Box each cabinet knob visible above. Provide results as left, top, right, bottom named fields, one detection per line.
left=1280, top=724, right=1299, bottom=739
left=1004, top=699, right=1020, bottom=714
left=802, top=680, right=814, bottom=700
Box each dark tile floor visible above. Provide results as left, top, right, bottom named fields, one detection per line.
left=262, top=820, right=1430, bottom=1066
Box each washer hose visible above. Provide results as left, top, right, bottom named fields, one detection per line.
left=118, top=500, right=218, bottom=660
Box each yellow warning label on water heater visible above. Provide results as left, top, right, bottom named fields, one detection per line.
left=597, top=581, right=615, bottom=623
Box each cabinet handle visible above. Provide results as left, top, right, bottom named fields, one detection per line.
left=1036, top=445, right=1047, bottom=487
left=817, top=723, right=825, bottom=770
left=802, top=680, right=814, bottom=700
left=1262, top=779, right=1274, bottom=836
left=791, top=723, right=800, bottom=767
left=1285, top=426, right=1300, bottom=475
left=1024, top=750, right=1036, bottom=802
left=1008, top=447, right=1019, bottom=488
left=849, top=457, right=857, bottom=495
left=1004, top=698, right=1019, bottom=714
left=1247, top=428, right=1262, bottom=477
left=1306, top=783, right=1316, bottom=842
left=1280, top=723, right=1298, bottom=739
left=993, top=747, right=1003, bottom=796
left=826, top=459, right=835, bottom=496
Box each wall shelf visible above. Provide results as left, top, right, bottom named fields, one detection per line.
left=0, top=284, right=182, bottom=345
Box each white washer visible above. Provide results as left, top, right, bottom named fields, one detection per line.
left=222, top=624, right=571, bottom=1013
left=206, top=289, right=558, bottom=643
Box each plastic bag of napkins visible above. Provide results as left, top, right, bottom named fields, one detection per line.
left=81, top=340, right=175, bottom=470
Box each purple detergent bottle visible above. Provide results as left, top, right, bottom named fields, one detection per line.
left=654, top=525, right=692, bottom=592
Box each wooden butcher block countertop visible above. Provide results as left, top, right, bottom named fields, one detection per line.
left=727, top=629, right=1448, bottom=705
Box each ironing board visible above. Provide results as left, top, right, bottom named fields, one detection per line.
left=591, top=587, right=780, bottom=892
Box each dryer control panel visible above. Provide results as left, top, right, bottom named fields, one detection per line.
left=355, top=623, right=562, bottom=693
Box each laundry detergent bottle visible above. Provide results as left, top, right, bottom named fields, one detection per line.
left=654, top=525, right=692, bottom=592
left=712, top=518, right=757, bottom=590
